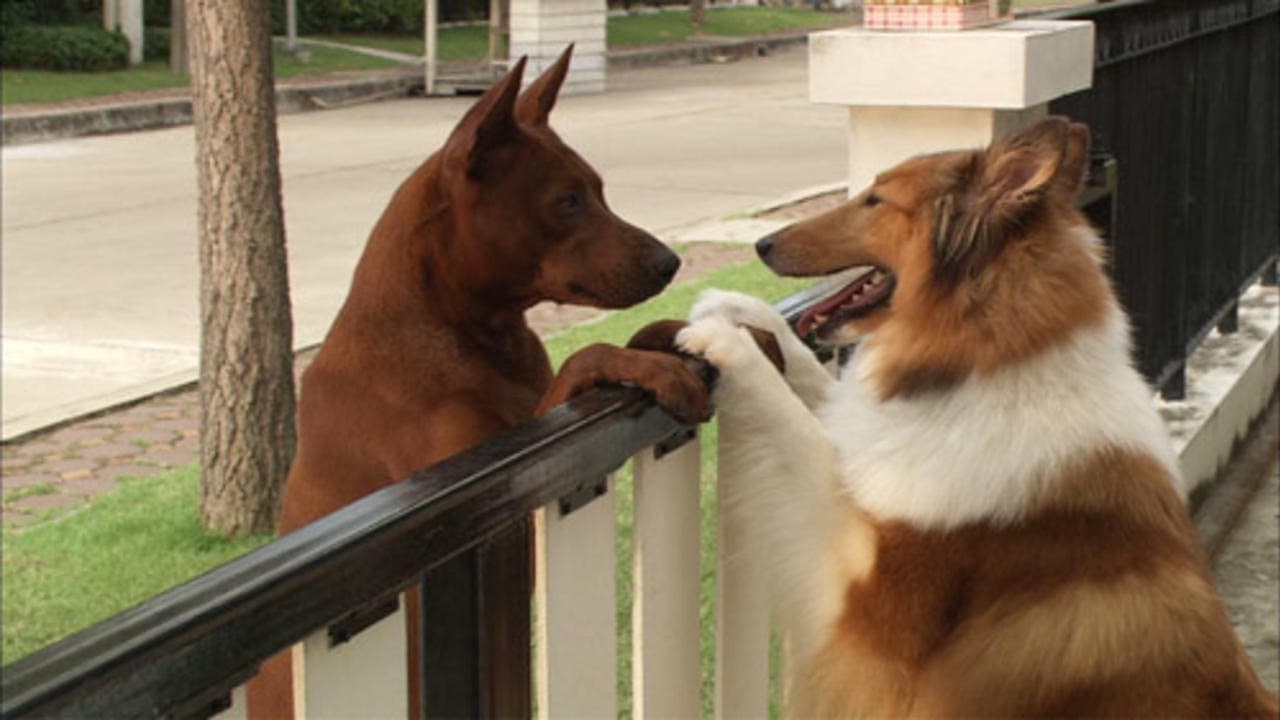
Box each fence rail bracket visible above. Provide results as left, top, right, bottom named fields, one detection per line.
left=654, top=427, right=697, bottom=459
left=329, top=595, right=400, bottom=647
left=558, top=477, right=608, bottom=517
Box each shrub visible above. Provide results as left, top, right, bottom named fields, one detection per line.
left=144, top=25, right=169, bottom=61
left=292, top=0, right=426, bottom=34
left=0, top=0, right=98, bottom=28
left=0, top=24, right=130, bottom=71
left=143, top=0, right=170, bottom=28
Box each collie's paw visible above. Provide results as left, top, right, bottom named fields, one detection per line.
left=676, top=316, right=758, bottom=371
left=689, top=289, right=792, bottom=340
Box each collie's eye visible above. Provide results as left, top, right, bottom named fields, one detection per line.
left=865, top=193, right=882, bottom=207
left=556, top=191, right=583, bottom=214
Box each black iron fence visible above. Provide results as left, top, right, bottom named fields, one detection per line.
left=1044, top=0, right=1280, bottom=398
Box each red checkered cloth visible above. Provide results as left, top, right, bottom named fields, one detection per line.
left=864, top=3, right=1003, bottom=30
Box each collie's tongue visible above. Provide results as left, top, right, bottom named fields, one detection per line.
left=796, top=268, right=882, bottom=337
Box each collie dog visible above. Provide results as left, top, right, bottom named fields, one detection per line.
left=676, top=118, right=1278, bottom=716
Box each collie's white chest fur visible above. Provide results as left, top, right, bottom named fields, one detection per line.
left=822, top=308, right=1182, bottom=530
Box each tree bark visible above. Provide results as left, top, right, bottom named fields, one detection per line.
left=188, top=0, right=296, bottom=537
left=690, top=0, right=705, bottom=29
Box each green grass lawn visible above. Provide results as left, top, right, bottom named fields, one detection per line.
left=610, top=6, right=851, bottom=48
left=0, top=42, right=402, bottom=106
left=0, top=466, right=271, bottom=664
left=2, top=256, right=804, bottom=693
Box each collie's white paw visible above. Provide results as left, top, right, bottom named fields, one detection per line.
left=689, top=289, right=791, bottom=339
left=676, top=316, right=758, bottom=370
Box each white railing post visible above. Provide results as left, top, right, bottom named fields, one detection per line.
left=631, top=434, right=702, bottom=719
left=535, top=479, right=618, bottom=719
left=714, top=414, right=771, bottom=719
left=291, top=601, right=409, bottom=719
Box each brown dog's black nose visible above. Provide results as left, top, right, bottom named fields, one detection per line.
left=756, top=232, right=777, bottom=261
left=655, top=250, right=681, bottom=282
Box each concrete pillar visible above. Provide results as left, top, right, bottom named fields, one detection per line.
left=509, top=0, right=605, bottom=94
left=808, top=20, right=1095, bottom=194
left=103, top=0, right=118, bottom=34
left=425, top=0, right=438, bottom=94
left=286, top=0, right=299, bottom=52
left=117, top=0, right=145, bottom=65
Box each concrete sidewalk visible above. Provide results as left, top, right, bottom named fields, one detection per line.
left=1, top=47, right=846, bottom=440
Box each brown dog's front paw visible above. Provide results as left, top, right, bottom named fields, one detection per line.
left=630, top=318, right=785, bottom=374
left=638, top=353, right=712, bottom=424
left=537, top=341, right=712, bottom=424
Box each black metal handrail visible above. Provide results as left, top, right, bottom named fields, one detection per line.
left=0, top=386, right=687, bottom=718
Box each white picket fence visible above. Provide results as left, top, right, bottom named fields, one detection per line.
left=212, top=419, right=786, bottom=719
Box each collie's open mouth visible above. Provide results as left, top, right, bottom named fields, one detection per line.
left=796, top=267, right=895, bottom=339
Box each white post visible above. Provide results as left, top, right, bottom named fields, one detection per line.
left=103, top=0, right=119, bottom=34
left=425, top=0, right=438, bottom=95
left=286, top=0, right=298, bottom=52
left=631, top=438, right=702, bottom=719
left=714, top=412, right=771, bottom=719
left=808, top=20, right=1096, bottom=194
left=534, top=481, right=618, bottom=718
left=119, top=0, right=144, bottom=65
left=509, top=0, right=605, bottom=94
left=291, top=602, right=409, bottom=719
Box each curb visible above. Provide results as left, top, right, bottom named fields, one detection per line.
left=607, top=31, right=809, bottom=69
left=1, top=34, right=813, bottom=146
left=1, top=72, right=425, bottom=146
left=1167, top=282, right=1280, bottom=497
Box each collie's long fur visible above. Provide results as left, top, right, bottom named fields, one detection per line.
left=677, top=118, right=1277, bottom=716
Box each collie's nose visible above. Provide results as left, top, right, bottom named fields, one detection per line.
left=756, top=232, right=777, bottom=261
left=654, top=250, right=681, bottom=282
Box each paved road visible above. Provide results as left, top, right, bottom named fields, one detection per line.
left=1, top=47, right=847, bottom=438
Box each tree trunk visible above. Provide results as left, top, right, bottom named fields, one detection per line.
left=170, top=0, right=189, bottom=75
left=690, top=0, right=705, bottom=29
left=188, top=0, right=296, bottom=537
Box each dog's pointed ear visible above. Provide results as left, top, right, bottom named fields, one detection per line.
left=515, top=44, right=573, bottom=126
left=981, top=117, right=1070, bottom=224
left=933, top=119, right=1071, bottom=281
left=444, top=56, right=527, bottom=178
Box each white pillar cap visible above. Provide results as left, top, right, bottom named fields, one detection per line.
left=809, top=20, right=1094, bottom=110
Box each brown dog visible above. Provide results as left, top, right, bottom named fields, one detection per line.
left=246, top=47, right=710, bottom=719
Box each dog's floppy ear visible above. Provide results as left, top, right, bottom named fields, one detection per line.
left=934, top=118, right=1070, bottom=280
left=444, top=56, right=527, bottom=178
left=515, top=44, right=573, bottom=126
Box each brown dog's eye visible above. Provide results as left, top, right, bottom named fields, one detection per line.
left=556, top=191, right=583, bottom=214
left=866, top=193, right=882, bottom=207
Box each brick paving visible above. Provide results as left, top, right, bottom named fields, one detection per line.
left=1, top=385, right=203, bottom=526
